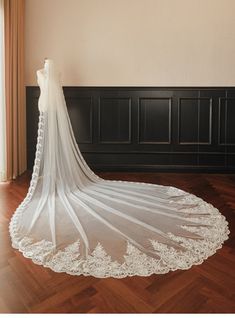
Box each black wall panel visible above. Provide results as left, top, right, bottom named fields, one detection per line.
left=98, top=97, right=131, bottom=144
left=67, top=97, right=93, bottom=144
left=178, top=98, right=212, bottom=144
left=26, top=87, right=235, bottom=172
left=138, top=98, right=171, bottom=144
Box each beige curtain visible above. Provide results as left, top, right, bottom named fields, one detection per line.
left=4, top=0, right=26, bottom=180
left=0, top=0, right=6, bottom=182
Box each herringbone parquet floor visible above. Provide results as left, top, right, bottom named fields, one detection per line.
left=0, top=171, right=234, bottom=313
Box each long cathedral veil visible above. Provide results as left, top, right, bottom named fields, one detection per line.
left=9, top=60, right=229, bottom=278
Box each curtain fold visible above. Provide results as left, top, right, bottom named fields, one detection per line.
left=0, top=0, right=6, bottom=182
left=4, top=0, right=26, bottom=180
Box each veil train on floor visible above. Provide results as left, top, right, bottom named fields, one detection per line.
left=9, top=59, right=229, bottom=278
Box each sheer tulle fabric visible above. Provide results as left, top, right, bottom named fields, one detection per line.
left=9, top=60, right=229, bottom=278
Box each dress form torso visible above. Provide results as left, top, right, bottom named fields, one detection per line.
left=37, top=69, right=47, bottom=112
left=36, top=60, right=61, bottom=112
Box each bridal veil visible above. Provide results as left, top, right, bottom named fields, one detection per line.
left=9, top=60, right=229, bottom=278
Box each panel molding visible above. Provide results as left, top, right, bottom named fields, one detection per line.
left=98, top=97, right=132, bottom=144
left=66, top=96, right=93, bottom=144
left=218, top=97, right=235, bottom=146
left=137, top=97, right=172, bottom=144
left=177, top=97, right=212, bottom=145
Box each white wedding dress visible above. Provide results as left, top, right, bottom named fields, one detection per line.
left=9, top=59, right=229, bottom=278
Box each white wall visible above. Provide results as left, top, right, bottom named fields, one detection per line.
left=25, top=0, right=235, bottom=86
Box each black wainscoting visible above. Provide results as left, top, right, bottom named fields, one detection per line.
left=26, top=87, right=235, bottom=172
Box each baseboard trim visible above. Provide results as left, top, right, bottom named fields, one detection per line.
left=91, top=164, right=235, bottom=173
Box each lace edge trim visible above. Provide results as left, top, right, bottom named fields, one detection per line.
left=9, top=197, right=230, bottom=278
